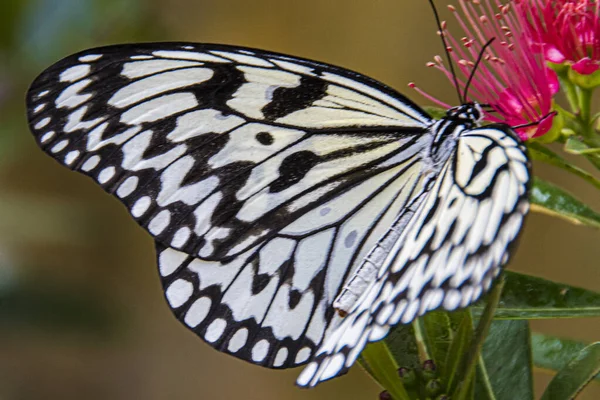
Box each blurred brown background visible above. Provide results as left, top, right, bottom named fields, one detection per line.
left=0, top=0, right=598, bottom=399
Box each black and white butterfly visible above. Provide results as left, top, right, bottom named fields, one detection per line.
left=26, top=42, right=530, bottom=387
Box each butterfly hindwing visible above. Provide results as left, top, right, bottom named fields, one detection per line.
left=297, top=124, right=530, bottom=386
left=155, top=147, right=433, bottom=368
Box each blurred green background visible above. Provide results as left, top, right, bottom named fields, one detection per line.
left=0, top=0, right=598, bottom=399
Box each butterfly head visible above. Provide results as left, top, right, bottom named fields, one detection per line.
left=445, top=102, right=484, bottom=126
left=430, top=102, right=485, bottom=160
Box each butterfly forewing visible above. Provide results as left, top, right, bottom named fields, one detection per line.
left=26, top=43, right=432, bottom=261
left=26, top=42, right=531, bottom=387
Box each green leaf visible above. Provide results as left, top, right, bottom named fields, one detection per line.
left=423, top=106, right=447, bottom=120
left=475, top=320, right=534, bottom=400
left=360, top=341, right=411, bottom=400
left=540, top=342, right=600, bottom=400
left=565, top=136, right=600, bottom=154
left=532, top=334, right=600, bottom=383
left=564, top=137, right=600, bottom=171
left=471, top=271, right=600, bottom=319
left=385, top=323, right=421, bottom=371
left=530, top=177, right=600, bottom=229
left=527, top=142, right=600, bottom=190
left=444, top=310, right=474, bottom=395
left=415, top=311, right=453, bottom=377
left=383, top=320, right=423, bottom=399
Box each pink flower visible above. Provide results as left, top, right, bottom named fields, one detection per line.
left=515, top=0, right=600, bottom=74
left=411, top=0, right=558, bottom=140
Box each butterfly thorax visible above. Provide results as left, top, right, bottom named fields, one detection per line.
left=427, top=102, right=484, bottom=165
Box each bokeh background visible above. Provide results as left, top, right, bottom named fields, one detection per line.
left=0, top=0, right=599, bottom=399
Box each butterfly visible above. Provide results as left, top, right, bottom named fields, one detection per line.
left=25, top=42, right=530, bottom=387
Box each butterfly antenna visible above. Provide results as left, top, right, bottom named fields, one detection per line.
left=428, top=0, right=463, bottom=104
left=511, top=111, right=557, bottom=130
left=463, top=38, right=495, bottom=103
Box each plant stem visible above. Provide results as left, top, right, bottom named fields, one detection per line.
left=476, top=354, right=497, bottom=400
left=454, top=277, right=506, bottom=400
left=578, top=87, right=593, bottom=136
left=561, top=76, right=580, bottom=113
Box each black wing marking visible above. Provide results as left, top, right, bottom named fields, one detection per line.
left=297, top=124, right=530, bottom=387
left=155, top=152, right=432, bottom=368
left=26, top=42, right=432, bottom=261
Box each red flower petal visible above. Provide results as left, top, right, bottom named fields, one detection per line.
left=572, top=57, right=600, bottom=74
left=545, top=46, right=566, bottom=63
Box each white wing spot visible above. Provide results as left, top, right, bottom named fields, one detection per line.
left=131, top=196, right=151, bottom=217
left=158, top=247, right=188, bottom=277
left=483, top=276, right=493, bottom=290
left=35, top=117, right=51, bottom=129
left=443, top=290, right=461, bottom=310
left=40, top=131, right=55, bottom=143
left=50, top=139, right=68, bottom=153
left=295, top=347, right=311, bottom=364
left=59, top=64, right=91, bottom=82
left=273, top=347, right=289, bottom=367
left=64, top=150, right=80, bottom=165
left=171, top=227, right=191, bottom=248
left=33, top=103, right=46, bottom=113
left=297, top=362, right=318, bottom=386
left=401, top=299, right=420, bottom=323
left=205, top=318, right=227, bottom=343
left=184, top=297, right=212, bottom=327
left=460, top=286, right=474, bottom=307
left=64, top=105, right=105, bottom=132
left=116, top=176, right=139, bottom=198
left=369, top=325, right=389, bottom=341
left=376, top=303, right=395, bottom=325
left=165, top=279, right=193, bottom=308
left=98, top=166, right=116, bottom=184
left=130, top=55, right=153, bottom=60
left=79, top=54, right=102, bottom=62
left=251, top=339, right=270, bottom=362
left=227, top=328, right=249, bottom=353
left=321, top=353, right=346, bottom=381
left=80, top=155, right=101, bottom=171
left=37, top=90, right=50, bottom=98
left=388, top=300, right=408, bottom=325
left=149, top=210, right=171, bottom=235
left=56, top=79, right=93, bottom=109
